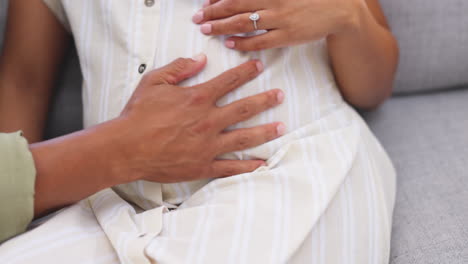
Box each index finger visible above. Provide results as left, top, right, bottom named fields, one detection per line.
left=193, top=0, right=262, bottom=24
left=195, top=60, right=263, bottom=101
left=210, top=160, right=267, bottom=178
left=203, top=0, right=220, bottom=7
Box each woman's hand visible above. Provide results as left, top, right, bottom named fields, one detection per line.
left=193, top=0, right=399, bottom=110
left=192, top=0, right=364, bottom=51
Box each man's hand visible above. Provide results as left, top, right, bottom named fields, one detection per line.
left=116, top=54, right=285, bottom=183
left=31, top=54, right=284, bottom=217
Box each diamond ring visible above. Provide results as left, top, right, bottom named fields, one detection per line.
left=249, top=12, right=260, bottom=31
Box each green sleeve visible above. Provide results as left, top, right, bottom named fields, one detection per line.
left=0, top=132, right=36, bottom=243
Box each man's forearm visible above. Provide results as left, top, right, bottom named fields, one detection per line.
left=327, top=1, right=399, bottom=109
left=30, top=118, right=129, bottom=217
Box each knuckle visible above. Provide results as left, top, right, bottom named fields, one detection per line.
left=214, top=23, right=226, bottom=35
left=237, top=101, right=254, bottom=117
left=199, top=166, right=213, bottom=179
left=224, top=0, right=238, bottom=13
left=236, top=132, right=251, bottom=149
left=223, top=164, right=238, bottom=177
left=233, top=18, right=246, bottom=32
left=140, top=72, right=152, bottom=84
left=142, top=69, right=163, bottom=84
left=189, top=89, right=211, bottom=105
left=173, top=57, right=189, bottom=66
left=251, top=39, right=267, bottom=51
left=162, top=58, right=188, bottom=84
left=204, top=7, right=214, bottom=20
left=147, top=76, right=166, bottom=86
left=224, top=71, right=241, bottom=87
left=172, top=58, right=189, bottom=72
left=193, top=119, right=214, bottom=134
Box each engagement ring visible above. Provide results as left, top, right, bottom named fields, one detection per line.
left=249, top=12, right=260, bottom=31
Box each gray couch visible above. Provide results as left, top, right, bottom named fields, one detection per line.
left=1, top=0, right=467, bottom=263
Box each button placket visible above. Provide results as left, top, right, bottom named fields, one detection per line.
left=138, top=0, right=159, bottom=75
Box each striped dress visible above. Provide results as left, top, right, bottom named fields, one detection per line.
left=0, top=0, right=396, bottom=263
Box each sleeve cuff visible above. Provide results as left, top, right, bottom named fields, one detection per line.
left=0, top=132, right=36, bottom=243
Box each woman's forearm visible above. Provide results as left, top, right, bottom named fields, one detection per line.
left=0, top=73, right=54, bottom=143
left=0, top=0, right=70, bottom=142
left=327, top=1, right=399, bottom=109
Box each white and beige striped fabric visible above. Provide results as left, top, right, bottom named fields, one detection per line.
left=0, top=0, right=396, bottom=263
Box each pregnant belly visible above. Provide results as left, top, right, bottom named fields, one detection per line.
left=218, top=101, right=350, bottom=162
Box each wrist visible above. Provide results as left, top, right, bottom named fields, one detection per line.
left=95, top=116, right=143, bottom=185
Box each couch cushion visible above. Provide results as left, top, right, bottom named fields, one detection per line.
left=362, top=89, right=468, bottom=264
left=381, top=0, right=468, bottom=94
left=43, top=49, right=83, bottom=139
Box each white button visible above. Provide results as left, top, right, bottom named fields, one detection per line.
left=145, top=0, right=155, bottom=7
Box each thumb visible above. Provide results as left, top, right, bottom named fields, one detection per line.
left=151, top=53, right=207, bottom=85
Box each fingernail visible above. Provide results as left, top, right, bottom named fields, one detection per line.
left=260, top=161, right=268, bottom=167
left=276, top=123, right=286, bottom=136
left=192, top=53, right=206, bottom=62
left=192, top=10, right=204, bottom=24
left=201, top=24, right=212, bottom=34
left=225, top=40, right=235, bottom=49
left=256, top=61, right=264, bottom=72
left=203, top=0, right=210, bottom=7
left=276, top=90, right=285, bottom=103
